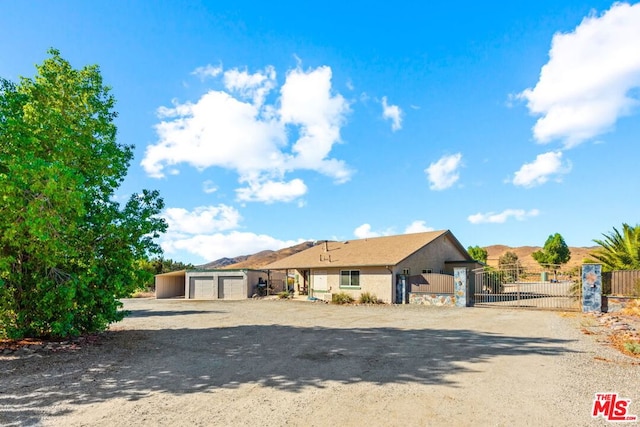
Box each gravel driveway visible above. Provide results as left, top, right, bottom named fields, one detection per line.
left=1, top=298, right=638, bottom=426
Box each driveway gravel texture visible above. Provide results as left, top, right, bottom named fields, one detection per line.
left=1, top=298, right=638, bottom=426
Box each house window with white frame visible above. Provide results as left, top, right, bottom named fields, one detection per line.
left=340, top=270, right=360, bottom=288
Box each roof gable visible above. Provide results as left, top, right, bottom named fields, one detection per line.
left=264, top=230, right=469, bottom=269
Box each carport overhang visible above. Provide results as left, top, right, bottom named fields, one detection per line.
left=155, top=270, right=186, bottom=299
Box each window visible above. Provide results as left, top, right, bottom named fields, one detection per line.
left=402, top=268, right=410, bottom=276
left=340, top=270, right=360, bottom=288
left=422, top=269, right=432, bottom=274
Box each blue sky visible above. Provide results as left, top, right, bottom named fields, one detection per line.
left=2, top=1, right=639, bottom=264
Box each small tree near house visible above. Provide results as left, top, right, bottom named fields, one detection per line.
left=467, top=245, right=488, bottom=264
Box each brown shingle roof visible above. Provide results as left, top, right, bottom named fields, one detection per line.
left=264, top=230, right=467, bottom=269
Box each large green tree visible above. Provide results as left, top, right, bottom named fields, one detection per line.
left=589, top=223, right=640, bottom=272
left=467, top=245, right=488, bottom=264
left=0, top=50, right=167, bottom=338
left=532, top=233, right=571, bottom=266
left=532, top=233, right=570, bottom=280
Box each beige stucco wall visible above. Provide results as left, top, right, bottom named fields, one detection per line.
left=155, top=275, right=185, bottom=299
left=306, top=267, right=393, bottom=303
left=246, top=270, right=269, bottom=297
left=396, top=234, right=469, bottom=276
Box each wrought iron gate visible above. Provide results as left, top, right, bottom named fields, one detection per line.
left=472, top=264, right=581, bottom=311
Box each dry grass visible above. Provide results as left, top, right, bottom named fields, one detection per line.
left=610, top=332, right=640, bottom=358
left=131, top=290, right=155, bottom=298
left=621, top=299, right=640, bottom=317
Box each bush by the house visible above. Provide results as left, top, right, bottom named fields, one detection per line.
left=332, top=292, right=354, bottom=304
left=358, top=292, right=381, bottom=304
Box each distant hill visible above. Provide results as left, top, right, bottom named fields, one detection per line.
left=484, top=245, right=598, bottom=269
left=198, top=241, right=316, bottom=270
left=198, top=241, right=599, bottom=271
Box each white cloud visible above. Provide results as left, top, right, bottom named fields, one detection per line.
left=425, top=153, right=463, bottom=190
left=202, top=180, right=218, bottom=194
left=236, top=178, right=307, bottom=203
left=142, top=90, right=285, bottom=179
left=142, top=64, right=352, bottom=203
left=280, top=66, right=352, bottom=182
left=518, top=2, right=640, bottom=147
left=161, top=231, right=306, bottom=263
left=192, top=64, right=223, bottom=80
left=467, top=209, right=540, bottom=224
left=223, top=66, right=276, bottom=107
left=512, top=151, right=571, bottom=187
left=381, top=96, right=403, bottom=131
left=162, top=205, right=241, bottom=234
left=404, top=220, right=434, bottom=234
left=354, top=221, right=431, bottom=238
left=345, top=79, right=354, bottom=91
left=354, top=223, right=380, bottom=239
left=158, top=204, right=307, bottom=263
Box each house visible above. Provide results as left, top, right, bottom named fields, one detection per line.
left=263, top=230, right=475, bottom=304
left=155, top=269, right=271, bottom=300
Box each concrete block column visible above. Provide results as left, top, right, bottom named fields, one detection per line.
left=582, top=264, right=602, bottom=313
left=454, top=267, right=468, bottom=307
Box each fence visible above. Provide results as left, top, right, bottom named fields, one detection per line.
left=408, top=273, right=454, bottom=293
left=472, top=264, right=581, bottom=311
left=407, top=273, right=456, bottom=306
left=603, top=270, right=640, bottom=296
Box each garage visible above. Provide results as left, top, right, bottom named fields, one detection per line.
left=156, top=269, right=271, bottom=300
left=219, top=276, right=245, bottom=300
left=190, top=276, right=215, bottom=299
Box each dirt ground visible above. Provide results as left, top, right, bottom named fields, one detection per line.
left=1, top=298, right=639, bottom=426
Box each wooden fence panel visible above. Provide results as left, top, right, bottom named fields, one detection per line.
left=605, top=270, right=640, bottom=296
left=409, top=273, right=454, bottom=294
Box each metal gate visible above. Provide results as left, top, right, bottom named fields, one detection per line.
left=472, top=264, right=581, bottom=311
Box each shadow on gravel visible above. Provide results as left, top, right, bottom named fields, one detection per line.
left=0, top=324, right=579, bottom=425
left=125, top=309, right=222, bottom=318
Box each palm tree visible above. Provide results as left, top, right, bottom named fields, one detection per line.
left=589, top=223, right=640, bottom=272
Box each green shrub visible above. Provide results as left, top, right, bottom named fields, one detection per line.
left=277, top=291, right=292, bottom=299
left=624, top=341, right=640, bottom=355
left=332, top=292, right=354, bottom=304
left=358, top=292, right=379, bottom=304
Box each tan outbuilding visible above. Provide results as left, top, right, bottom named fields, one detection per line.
left=155, top=269, right=270, bottom=300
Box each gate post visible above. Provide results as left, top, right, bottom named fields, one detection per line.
left=582, top=264, right=602, bottom=313
left=454, top=267, right=468, bottom=307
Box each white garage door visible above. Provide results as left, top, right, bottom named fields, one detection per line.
left=190, top=277, right=215, bottom=299
left=219, top=276, right=245, bottom=300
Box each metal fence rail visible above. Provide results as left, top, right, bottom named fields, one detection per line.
left=472, top=264, right=581, bottom=311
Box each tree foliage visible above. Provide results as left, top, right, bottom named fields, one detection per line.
left=467, top=245, right=488, bottom=264
left=137, top=258, right=195, bottom=289
left=589, top=223, right=640, bottom=272
left=0, top=50, right=167, bottom=338
left=498, top=251, right=519, bottom=268
left=532, top=233, right=571, bottom=267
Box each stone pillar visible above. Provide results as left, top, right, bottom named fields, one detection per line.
left=582, top=264, right=602, bottom=313
left=454, top=267, right=468, bottom=307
